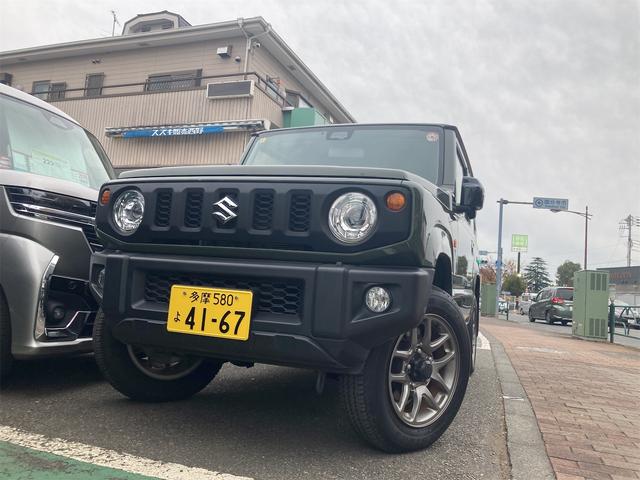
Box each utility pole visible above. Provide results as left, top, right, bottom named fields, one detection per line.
left=496, top=199, right=505, bottom=316
left=111, top=10, right=120, bottom=37
left=584, top=206, right=588, bottom=269
left=620, top=215, right=639, bottom=267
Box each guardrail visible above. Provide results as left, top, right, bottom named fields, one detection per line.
left=608, top=303, right=640, bottom=342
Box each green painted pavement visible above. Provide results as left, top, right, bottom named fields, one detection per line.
left=0, top=441, right=159, bottom=480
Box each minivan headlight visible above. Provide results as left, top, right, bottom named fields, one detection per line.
left=113, top=190, right=145, bottom=234
left=328, top=192, right=377, bottom=244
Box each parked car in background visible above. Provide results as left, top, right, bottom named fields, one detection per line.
left=498, top=299, right=509, bottom=313
left=518, top=292, right=537, bottom=315
left=612, top=300, right=640, bottom=330
left=0, top=83, right=114, bottom=380
left=528, top=287, right=573, bottom=325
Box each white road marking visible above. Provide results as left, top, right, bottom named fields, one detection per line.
left=477, top=331, right=491, bottom=350
left=515, top=346, right=566, bottom=354
left=0, top=425, right=252, bottom=480
left=502, top=395, right=525, bottom=401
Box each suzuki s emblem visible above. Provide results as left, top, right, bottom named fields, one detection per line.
left=212, top=196, right=238, bottom=223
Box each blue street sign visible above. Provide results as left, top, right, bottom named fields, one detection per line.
left=532, top=197, right=569, bottom=210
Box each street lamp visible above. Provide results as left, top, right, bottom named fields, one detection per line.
left=551, top=206, right=592, bottom=269
left=495, top=198, right=591, bottom=318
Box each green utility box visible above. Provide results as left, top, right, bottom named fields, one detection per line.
left=480, top=283, right=497, bottom=316
left=282, top=108, right=328, bottom=128
left=572, top=270, right=610, bottom=340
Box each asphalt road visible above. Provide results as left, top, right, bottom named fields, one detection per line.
left=504, top=311, right=640, bottom=349
left=0, top=341, right=509, bottom=480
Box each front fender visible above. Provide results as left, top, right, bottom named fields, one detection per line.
left=0, top=234, right=56, bottom=352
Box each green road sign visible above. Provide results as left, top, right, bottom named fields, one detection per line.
left=511, top=234, right=528, bottom=253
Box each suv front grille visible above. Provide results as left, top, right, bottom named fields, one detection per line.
left=289, top=192, right=311, bottom=232
left=144, top=272, right=304, bottom=316
left=6, top=186, right=103, bottom=251
left=184, top=190, right=203, bottom=228
left=154, top=190, right=172, bottom=227
left=252, top=191, right=274, bottom=230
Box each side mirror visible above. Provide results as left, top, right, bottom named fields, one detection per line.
left=455, top=176, right=484, bottom=218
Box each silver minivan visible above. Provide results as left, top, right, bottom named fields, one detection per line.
left=0, top=83, right=113, bottom=380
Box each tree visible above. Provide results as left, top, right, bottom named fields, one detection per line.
left=523, top=257, right=551, bottom=292
left=556, top=260, right=581, bottom=287
left=480, top=265, right=496, bottom=284
left=502, top=274, right=527, bottom=297
left=502, top=259, right=517, bottom=276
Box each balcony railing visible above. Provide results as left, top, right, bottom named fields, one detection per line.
left=42, top=71, right=292, bottom=108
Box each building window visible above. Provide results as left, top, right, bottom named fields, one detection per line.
left=32, top=81, right=50, bottom=100
left=285, top=90, right=312, bottom=108
left=0, top=73, right=12, bottom=86
left=145, top=69, right=202, bottom=92
left=49, top=82, right=67, bottom=100
left=85, top=74, right=104, bottom=97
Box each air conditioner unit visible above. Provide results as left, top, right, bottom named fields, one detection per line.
left=206, top=80, right=254, bottom=99
left=216, top=45, right=232, bottom=58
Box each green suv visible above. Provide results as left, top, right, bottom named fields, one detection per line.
left=528, top=287, right=573, bottom=325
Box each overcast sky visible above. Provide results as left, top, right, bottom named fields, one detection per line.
left=1, top=0, right=639, bottom=277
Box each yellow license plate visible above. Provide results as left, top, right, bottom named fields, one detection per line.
left=166, top=285, right=253, bottom=341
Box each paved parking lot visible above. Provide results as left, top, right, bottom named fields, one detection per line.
left=0, top=340, right=509, bottom=480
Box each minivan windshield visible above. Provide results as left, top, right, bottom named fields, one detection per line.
left=243, top=125, right=443, bottom=184
left=0, top=94, right=113, bottom=190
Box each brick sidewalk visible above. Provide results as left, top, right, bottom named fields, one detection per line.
left=482, top=317, right=640, bottom=480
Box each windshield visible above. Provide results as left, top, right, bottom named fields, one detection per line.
left=243, top=125, right=443, bottom=184
left=556, top=288, right=574, bottom=300
left=0, top=94, right=113, bottom=190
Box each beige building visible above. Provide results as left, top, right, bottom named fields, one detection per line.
left=0, top=12, right=354, bottom=171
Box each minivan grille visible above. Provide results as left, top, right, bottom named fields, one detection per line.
left=6, top=186, right=102, bottom=251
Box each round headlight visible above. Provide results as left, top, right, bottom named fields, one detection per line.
left=328, top=192, right=377, bottom=244
left=113, top=190, right=145, bottom=234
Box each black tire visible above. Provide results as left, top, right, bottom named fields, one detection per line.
left=528, top=310, right=535, bottom=322
left=561, top=320, right=569, bottom=326
left=340, top=287, right=471, bottom=453
left=93, top=309, right=223, bottom=402
left=0, top=287, right=13, bottom=382
left=545, top=311, right=554, bottom=325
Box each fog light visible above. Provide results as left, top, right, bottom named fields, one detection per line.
left=365, top=286, right=391, bottom=313
left=52, top=307, right=66, bottom=321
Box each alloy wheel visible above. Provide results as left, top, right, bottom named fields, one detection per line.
left=127, top=345, right=203, bottom=381
left=388, top=313, right=460, bottom=428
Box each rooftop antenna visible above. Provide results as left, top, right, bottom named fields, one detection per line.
left=111, top=10, right=121, bottom=36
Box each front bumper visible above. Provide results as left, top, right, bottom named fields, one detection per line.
left=91, top=252, right=432, bottom=374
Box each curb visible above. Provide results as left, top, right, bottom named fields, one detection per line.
left=481, top=329, right=555, bottom=480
